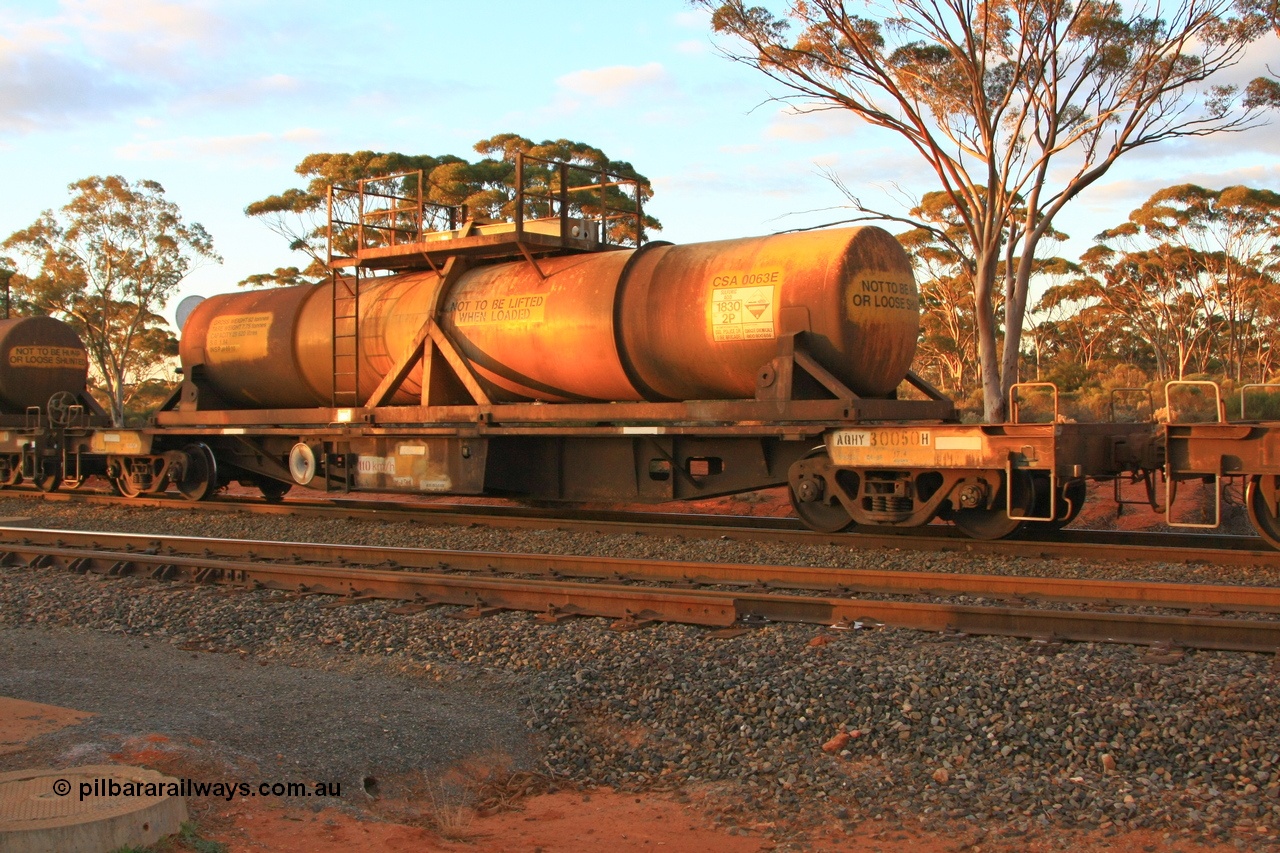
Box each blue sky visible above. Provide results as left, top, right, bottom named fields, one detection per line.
left=2, top=0, right=1277, bottom=326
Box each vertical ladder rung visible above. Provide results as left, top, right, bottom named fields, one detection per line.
left=332, top=268, right=361, bottom=407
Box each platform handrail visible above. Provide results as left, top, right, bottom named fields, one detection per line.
left=1009, top=382, right=1059, bottom=425
left=514, top=153, right=645, bottom=247
left=1240, top=383, right=1280, bottom=421
left=1108, top=387, right=1154, bottom=424
left=1163, top=380, right=1226, bottom=424
left=326, top=154, right=646, bottom=268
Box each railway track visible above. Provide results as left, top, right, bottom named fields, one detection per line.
left=9, top=486, right=1280, bottom=568
left=4, top=526, right=1279, bottom=653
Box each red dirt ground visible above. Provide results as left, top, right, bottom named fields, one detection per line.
left=1, top=697, right=1258, bottom=852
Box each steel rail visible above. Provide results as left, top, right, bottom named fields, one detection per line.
left=1, top=526, right=1277, bottom=613
left=13, top=488, right=1280, bottom=567
left=2, top=527, right=1279, bottom=652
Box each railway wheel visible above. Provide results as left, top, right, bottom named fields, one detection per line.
left=0, top=461, right=21, bottom=489
left=1025, top=477, right=1087, bottom=532
left=949, top=471, right=1037, bottom=540
left=177, top=443, right=218, bottom=501
left=32, top=459, right=61, bottom=494
left=788, top=448, right=854, bottom=533
left=1245, top=475, right=1280, bottom=550
left=113, top=473, right=143, bottom=498
left=258, top=479, right=292, bottom=503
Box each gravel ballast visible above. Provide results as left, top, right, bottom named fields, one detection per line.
left=1, top=495, right=1278, bottom=848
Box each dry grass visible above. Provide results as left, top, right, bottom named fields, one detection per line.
left=426, top=784, right=475, bottom=841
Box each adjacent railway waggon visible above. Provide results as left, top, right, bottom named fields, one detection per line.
left=11, top=156, right=1280, bottom=549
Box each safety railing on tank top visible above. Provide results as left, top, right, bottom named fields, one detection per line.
left=512, top=152, right=646, bottom=248
left=324, top=152, right=646, bottom=265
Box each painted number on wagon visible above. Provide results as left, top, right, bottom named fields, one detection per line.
left=832, top=429, right=932, bottom=448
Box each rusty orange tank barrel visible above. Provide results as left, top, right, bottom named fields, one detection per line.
left=178, top=284, right=330, bottom=408
left=178, top=226, right=919, bottom=407
left=615, top=227, right=918, bottom=400
left=0, top=316, right=89, bottom=413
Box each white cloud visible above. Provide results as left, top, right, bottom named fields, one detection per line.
left=672, top=9, right=711, bottom=29
left=1143, top=122, right=1280, bottom=161
left=0, top=46, right=146, bottom=132
left=1223, top=32, right=1280, bottom=87
left=62, top=0, right=232, bottom=71
left=764, top=107, right=864, bottom=142
left=0, top=0, right=238, bottom=133
left=1039, top=159, right=1280, bottom=257
left=1082, top=163, right=1280, bottom=211
left=252, top=74, right=302, bottom=94
left=659, top=158, right=826, bottom=199
left=674, top=38, right=710, bottom=56
left=175, top=74, right=311, bottom=111
left=654, top=169, right=738, bottom=195
left=556, top=62, right=674, bottom=107
left=115, top=128, right=324, bottom=163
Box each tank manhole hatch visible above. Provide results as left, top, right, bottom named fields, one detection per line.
left=0, top=764, right=188, bottom=853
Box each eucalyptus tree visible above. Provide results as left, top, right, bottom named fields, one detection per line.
left=895, top=191, right=989, bottom=395
left=3, top=176, right=219, bottom=425
left=1097, top=185, right=1280, bottom=381
left=702, top=0, right=1272, bottom=420
left=1039, top=185, right=1280, bottom=383
left=1040, top=244, right=1210, bottom=381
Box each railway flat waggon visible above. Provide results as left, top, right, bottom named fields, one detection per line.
left=12, top=156, right=1280, bottom=550
left=150, top=158, right=954, bottom=515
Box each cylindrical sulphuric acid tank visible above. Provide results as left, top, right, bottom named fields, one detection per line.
left=177, top=226, right=919, bottom=408
left=0, top=316, right=90, bottom=413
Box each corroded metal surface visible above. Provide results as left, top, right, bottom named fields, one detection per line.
left=178, top=226, right=920, bottom=409
left=177, top=284, right=323, bottom=409
left=616, top=227, right=918, bottom=400
left=438, top=251, right=636, bottom=402
left=0, top=317, right=88, bottom=413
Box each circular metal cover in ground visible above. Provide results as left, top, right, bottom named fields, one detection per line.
left=0, top=764, right=188, bottom=853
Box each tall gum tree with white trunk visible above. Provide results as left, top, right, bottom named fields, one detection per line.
left=700, top=0, right=1273, bottom=421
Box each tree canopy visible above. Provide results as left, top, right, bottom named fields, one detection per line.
left=243, top=134, right=661, bottom=285
left=1034, top=184, right=1280, bottom=385
left=899, top=183, right=1280, bottom=420
left=2, top=176, right=219, bottom=425
left=702, top=0, right=1273, bottom=421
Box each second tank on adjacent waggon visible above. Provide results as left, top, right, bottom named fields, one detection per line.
left=0, top=316, right=90, bottom=414
left=0, top=314, right=107, bottom=491
left=176, top=226, right=921, bottom=410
